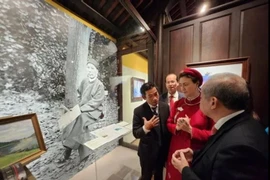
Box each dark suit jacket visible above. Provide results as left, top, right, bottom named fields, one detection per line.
left=182, top=112, right=268, bottom=180
left=159, top=91, right=184, bottom=104
left=132, top=101, right=171, bottom=166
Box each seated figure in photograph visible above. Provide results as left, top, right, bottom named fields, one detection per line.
left=58, top=59, right=105, bottom=166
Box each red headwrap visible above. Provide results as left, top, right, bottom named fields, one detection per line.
left=181, top=68, right=203, bottom=86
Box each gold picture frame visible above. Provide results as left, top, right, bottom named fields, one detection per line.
left=0, top=113, right=46, bottom=168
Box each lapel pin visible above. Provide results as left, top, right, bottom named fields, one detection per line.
left=178, top=107, right=184, bottom=111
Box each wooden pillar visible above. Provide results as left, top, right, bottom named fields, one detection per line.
left=147, top=39, right=154, bottom=82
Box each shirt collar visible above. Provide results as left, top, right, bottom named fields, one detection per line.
left=168, top=91, right=178, bottom=98
left=214, top=110, right=245, bottom=130
left=148, top=103, right=158, bottom=109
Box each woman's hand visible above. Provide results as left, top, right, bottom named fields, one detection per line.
left=177, top=115, right=192, bottom=134
left=176, top=118, right=185, bottom=130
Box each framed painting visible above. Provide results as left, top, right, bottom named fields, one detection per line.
left=0, top=113, right=46, bottom=168
left=131, top=77, right=145, bottom=102
left=186, top=56, right=250, bottom=85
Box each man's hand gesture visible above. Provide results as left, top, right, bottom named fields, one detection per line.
left=143, top=115, right=160, bottom=130
left=171, top=148, right=194, bottom=173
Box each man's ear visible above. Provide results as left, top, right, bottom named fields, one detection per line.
left=210, top=97, right=218, bottom=109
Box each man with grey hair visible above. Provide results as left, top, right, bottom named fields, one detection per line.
left=171, top=73, right=268, bottom=180
left=58, top=59, right=105, bottom=164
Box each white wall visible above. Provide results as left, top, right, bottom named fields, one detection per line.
left=122, top=65, right=148, bottom=143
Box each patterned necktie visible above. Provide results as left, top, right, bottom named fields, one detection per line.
left=151, top=106, right=162, bottom=146
left=151, top=107, right=158, bottom=116
left=169, top=95, right=174, bottom=108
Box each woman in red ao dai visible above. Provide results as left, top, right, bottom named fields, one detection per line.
left=165, top=68, right=214, bottom=180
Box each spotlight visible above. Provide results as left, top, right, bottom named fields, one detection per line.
left=199, top=3, right=208, bottom=15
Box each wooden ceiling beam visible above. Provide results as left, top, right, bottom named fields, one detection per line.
left=169, top=1, right=181, bottom=14
left=131, top=33, right=148, bottom=42
left=118, top=32, right=147, bottom=43
left=187, top=3, right=197, bottom=14
left=118, top=0, right=149, bottom=26
left=80, top=0, right=121, bottom=34
left=180, top=0, right=187, bottom=17
left=135, top=0, right=144, bottom=8
left=173, top=12, right=182, bottom=20
left=140, top=0, right=153, bottom=12
left=138, top=52, right=148, bottom=59
left=165, top=0, right=179, bottom=13
left=104, top=1, right=119, bottom=17
left=165, top=9, right=173, bottom=22
left=112, top=7, right=125, bottom=22
left=119, top=14, right=130, bottom=26
left=118, top=36, right=146, bottom=47
left=186, top=0, right=196, bottom=9
left=118, top=38, right=149, bottom=55
left=119, top=0, right=157, bottom=41
left=98, top=0, right=106, bottom=10
left=141, top=0, right=170, bottom=26
left=119, top=43, right=148, bottom=55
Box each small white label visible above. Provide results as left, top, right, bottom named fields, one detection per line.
left=178, top=107, right=184, bottom=111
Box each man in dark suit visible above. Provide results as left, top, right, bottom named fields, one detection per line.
left=133, top=82, right=171, bottom=180
left=159, top=73, right=184, bottom=109
left=171, top=73, right=268, bottom=180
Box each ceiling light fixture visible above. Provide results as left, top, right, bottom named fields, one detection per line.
left=199, top=3, right=208, bottom=14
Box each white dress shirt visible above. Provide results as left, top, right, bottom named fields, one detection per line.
left=214, top=110, right=245, bottom=130
left=168, top=91, right=179, bottom=103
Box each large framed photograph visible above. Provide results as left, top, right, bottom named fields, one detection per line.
left=0, top=113, right=46, bottom=168
left=186, top=57, right=250, bottom=84
left=131, top=77, right=145, bottom=102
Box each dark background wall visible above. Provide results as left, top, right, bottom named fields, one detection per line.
left=160, top=0, right=268, bottom=126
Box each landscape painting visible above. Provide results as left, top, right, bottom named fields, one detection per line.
left=0, top=114, right=46, bottom=168
left=131, top=77, right=145, bottom=102
left=186, top=57, right=250, bottom=85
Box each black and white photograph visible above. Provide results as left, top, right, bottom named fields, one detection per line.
left=0, top=0, right=268, bottom=180
left=0, top=0, right=118, bottom=179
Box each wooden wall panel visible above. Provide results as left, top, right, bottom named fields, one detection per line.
left=169, top=26, right=193, bottom=75
left=201, top=15, right=231, bottom=61
left=240, top=4, right=269, bottom=124
left=161, top=0, right=268, bottom=125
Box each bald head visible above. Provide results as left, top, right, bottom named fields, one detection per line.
left=201, top=73, right=249, bottom=111
left=165, top=73, right=179, bottom=94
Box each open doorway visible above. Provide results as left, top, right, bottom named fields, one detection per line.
left=121, top=51, right=148, bottom=148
